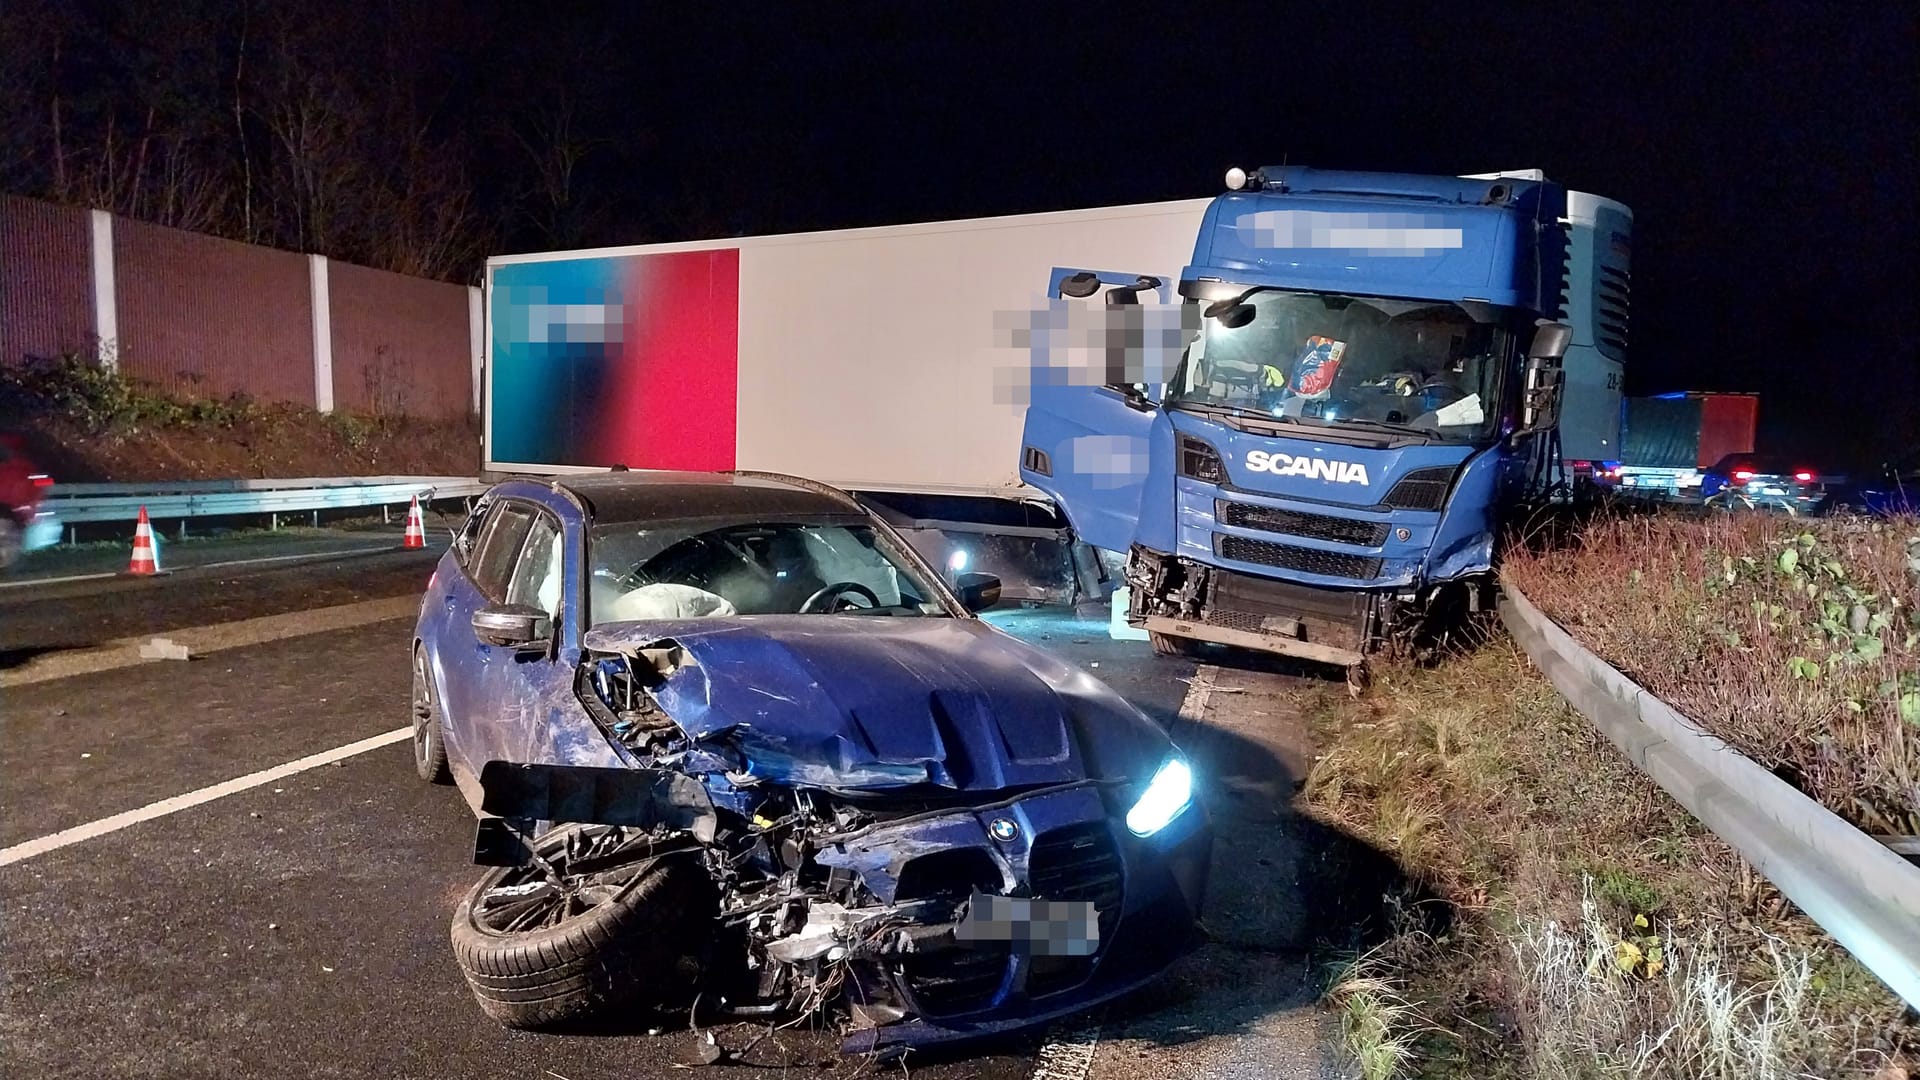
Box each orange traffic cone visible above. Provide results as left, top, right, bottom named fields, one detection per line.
left=403, top=496, right=426, bottom=549
left=128, top=506, right=161, bottom=575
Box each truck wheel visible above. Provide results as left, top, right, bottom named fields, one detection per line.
left=411, top=646, right=452, bottom=784
left=451, top=825, right=716, bottom=1031
left=1149, top=630, right=1194, bottom=657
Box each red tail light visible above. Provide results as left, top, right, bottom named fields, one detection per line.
left=1732, top=469, right=1755, bottom=483
left=1793, top=470, right=1814, bottom=483
left=29, top=473, right=52, bottom=488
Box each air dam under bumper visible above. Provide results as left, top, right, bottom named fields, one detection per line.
left=841, top=784, right=1210, bottom=1054
left=1126, top=547, right=1379, bottom=667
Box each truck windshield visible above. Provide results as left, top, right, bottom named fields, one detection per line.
left=1165, top=289, right=1515, bottom=444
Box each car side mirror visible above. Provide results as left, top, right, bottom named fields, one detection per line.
left=954, top=571, right=1002, bottom=613
left=472, top=603, right=552, bottom=652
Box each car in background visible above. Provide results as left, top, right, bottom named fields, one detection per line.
left=1698, top=453, right=1828, bottom=515
left=410, top=469, right=1209, bottom=1054
left=0, top=433, right=58, bottom=569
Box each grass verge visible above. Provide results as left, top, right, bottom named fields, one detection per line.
left=1503, top=513, right=1919, bottom=835
left=1305, top=641, right=1915, bottom=1078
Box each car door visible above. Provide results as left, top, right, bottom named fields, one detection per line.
left=1017, top=267, right=1176, bottom=553
left=439, top=499, right=538, bottom=782
left=487, top=503, right=576, bottom=764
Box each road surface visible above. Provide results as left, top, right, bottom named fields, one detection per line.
left=1, top=535, right=1364, bottom=1079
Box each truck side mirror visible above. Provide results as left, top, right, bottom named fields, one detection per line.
left=1058, top=272, right=1101, bottom=298
left=1517, top=321, right=1573, bottom=435
left=1529, top=321, right=1573, bottom=362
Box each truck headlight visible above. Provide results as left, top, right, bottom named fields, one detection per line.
left=1125, top=756, right=1194, bottom=837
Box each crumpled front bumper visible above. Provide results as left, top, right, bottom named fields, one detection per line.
left=829, top=782, right=1211, bottom=1055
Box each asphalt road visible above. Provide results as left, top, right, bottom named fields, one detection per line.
left=0, top=541, right=1355, bottom=1079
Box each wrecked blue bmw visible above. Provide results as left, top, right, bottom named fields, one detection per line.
left=411, top=471, right=1210, bottom=1054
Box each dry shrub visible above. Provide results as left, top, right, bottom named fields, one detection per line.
left=1303, top=645, right=1915, bottom=1078
left=1504, top=513, right=1920, bottom=835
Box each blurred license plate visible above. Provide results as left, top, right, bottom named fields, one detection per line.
left=956, top=893, right=1099, bottom=956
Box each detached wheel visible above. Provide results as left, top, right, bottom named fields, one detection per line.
left=451, top=825, right=716, bottom=1031
left=411, top=647, right=452, bottom=784
left=1149, top=630, right=1195, bottom=657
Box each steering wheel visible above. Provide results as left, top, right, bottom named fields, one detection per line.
left=800, top=581, right=881, bottom=613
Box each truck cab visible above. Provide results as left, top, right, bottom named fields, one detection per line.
left=1019, top=167, right=1625, bottom=666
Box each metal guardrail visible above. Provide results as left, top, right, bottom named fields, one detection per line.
left=1500, top=584, right=1920, bottom=1010
left=41, top=475, right=488, bottom=525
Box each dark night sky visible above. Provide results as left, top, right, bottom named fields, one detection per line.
left=481, top=4, right=1915, bottom=469
left=13, top=2, right=1916, bottom=467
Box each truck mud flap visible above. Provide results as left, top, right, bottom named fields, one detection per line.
left=1142, top=614, right=1364, bottom=668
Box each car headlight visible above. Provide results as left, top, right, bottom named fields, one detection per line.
left=1125, top=756, right=1194, bottom=837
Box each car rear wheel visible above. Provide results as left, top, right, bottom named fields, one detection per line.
left=411, top=646, right=452, bottom=784
left=450, top=825, right=716, bottom=1031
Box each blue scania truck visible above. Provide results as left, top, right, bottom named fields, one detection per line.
left=1018, top=166, right=1632, bottom=666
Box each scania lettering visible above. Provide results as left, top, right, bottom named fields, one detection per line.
left=1243, top=452, right=1370, bottom=484
left=1018, top=167, right=1632, bottom=668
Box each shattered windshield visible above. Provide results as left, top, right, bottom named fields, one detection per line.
left=1165, top=289, right=1514, bottom=443
left=587, top=518, right=947, bottom=626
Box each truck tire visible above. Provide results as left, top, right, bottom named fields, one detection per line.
left=410, top=646, right=452, bottom=784
left=1149, top=630, right=1194, bottom=657
left=450, top=825, right=715, bottom=1031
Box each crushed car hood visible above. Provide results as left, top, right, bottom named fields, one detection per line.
left=581, top=617, right=1171, bottom=792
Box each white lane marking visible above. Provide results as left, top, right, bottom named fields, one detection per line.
left=0, top=726, right=412, bottom=867
left=1029, top=1020, right=1102, bottom=1080
left=0, top=541, right=430, bottom=592
left=0, top=571, right=119, bottom=590
left=192, top=544, right=410, bottom=571
left=1178, top=664, right=1217, bottom=726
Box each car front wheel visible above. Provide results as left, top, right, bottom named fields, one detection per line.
left=450, top=825, right=716, bottom=1031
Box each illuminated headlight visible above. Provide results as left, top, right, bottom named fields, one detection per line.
left=1125, top=757, right=1194, bottom=837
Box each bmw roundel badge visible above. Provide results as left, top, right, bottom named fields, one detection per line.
left=988, top=817, right=1020, bottom=842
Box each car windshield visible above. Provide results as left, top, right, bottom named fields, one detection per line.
left=1165, top=289, right=1515, bottom=443
left=587, top=518, right=948, bottom=626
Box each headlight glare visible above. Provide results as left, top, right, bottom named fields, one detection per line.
left=1125, top=756, right=1194, bottom=837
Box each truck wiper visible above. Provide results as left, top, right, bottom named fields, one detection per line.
left=1166, top=399, right=1302, bottom=425
left=1322, top=417, right=1437, bottom=441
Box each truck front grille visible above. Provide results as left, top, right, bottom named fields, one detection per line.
left=1216, top=499, right=1386, bottom=546
left=1216, top=534, right=1383, bottom=580
left=1380, top=467, right=1454, bottom=511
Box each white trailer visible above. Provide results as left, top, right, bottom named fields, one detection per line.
left=482, top=200, right=1210, bottom=493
